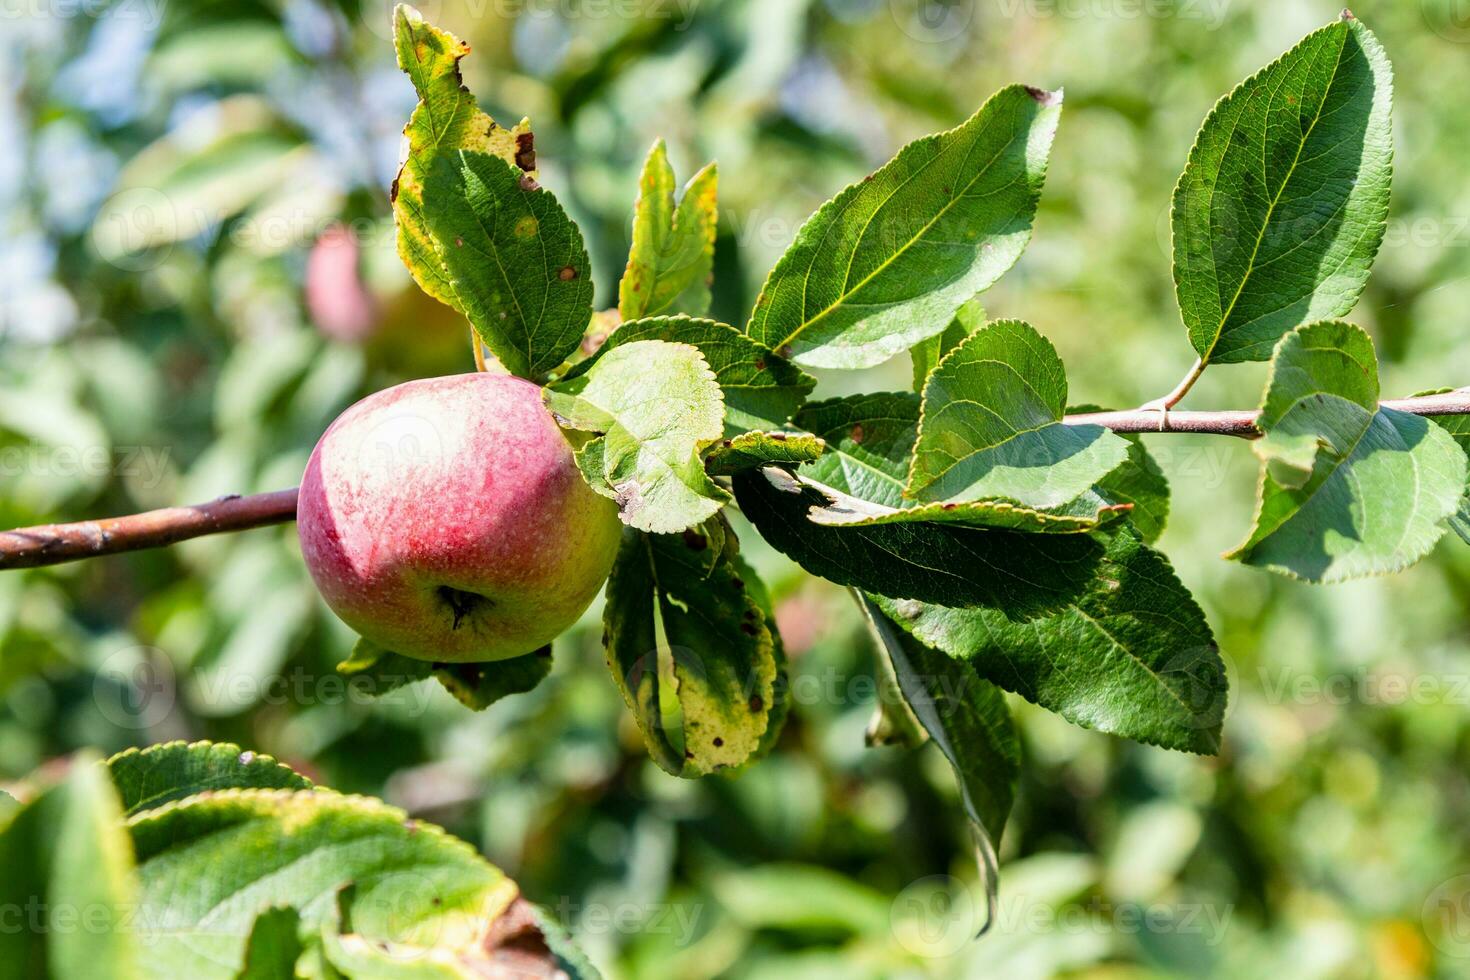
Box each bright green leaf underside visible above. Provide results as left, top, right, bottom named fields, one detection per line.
left=1230, top=321, right=1466, bottom=582
left=547, top=339, right=729, bottom=534
left=562, top=316, right=815, bottom=435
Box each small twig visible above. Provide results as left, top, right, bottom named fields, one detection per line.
left=4, top=389, right=1470, bottom=569
left=1135, top=357, right=1207, bottom=430
left=0, top=489, right=299, bottom=569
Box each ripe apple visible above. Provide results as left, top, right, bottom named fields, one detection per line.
left=298, top=373, right=622, bottom=663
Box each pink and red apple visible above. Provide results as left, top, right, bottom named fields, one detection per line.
left=298, top=373, right=621, bottom=662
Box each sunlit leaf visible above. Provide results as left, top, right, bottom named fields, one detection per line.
left=1173, top=14, right=1393, bottom=364
left=562, top=316, right=814, bottom=434
left=746, top=86, right=1061, bottom=369
left=620, top=140, right=718, bottom=321
left=423, top=150, right=593, bottom=379
left=546, top=339, right=729, bottom=533
left=107, top=740, right=311, bottom=817
left=1229, top=320, right=1466, bottom=581
left=907, top=320, right=1129, bottom=509
left=391, top=4, right=535, bottom=314
left=704, top=430, right=825, bottom=475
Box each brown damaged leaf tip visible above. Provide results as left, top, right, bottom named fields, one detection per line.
left=1023, top=85, right=1061, bottom=107
left=514, top=132, right=536, bottom=172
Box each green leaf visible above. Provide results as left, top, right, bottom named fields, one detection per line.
left=126, top=789, right=528, bottom=978
left=235, top=908, right=303, bottom=980
left=603, top=519, right=779, bottom=776
left=733, top=465, right=1100, bottom=618
left=746, top=86, right=1061, bottom=369
left=0, top=755, right=141, bottom=979
left=907, top=320, right=1130, bottom=509
left=336, top=638, right=433, bottom=694
left=704, top=430, right=826, bottom=476
left=432, top=649, right=553, bottom=710
left=546, top=339, right=730, bottom=533
left=107, top=740, right=312, bottom=817
left=858, top=598, right=1018, bottom=846
left=732, top=552, right=792, bottom=762
left=1422, top=404, right=1470, bottom=545
left=620, top=140, right=719, bottom=320
left=560, top=316, right=815, bottom=434
left=796, top=391, right=924, bottom=504
left=1173, top=14, right=1393, bottom=365
left=1229, top=321, right=1466, bottom=581
left=873, top=525, right=1226, bottom=754
left=339, top=637, right=552, bottom=711
left=423, top=149, right=593, bottom=379
left=911, top=296, right=984, bottom=391
left=391, top=5, right=536, bottom=313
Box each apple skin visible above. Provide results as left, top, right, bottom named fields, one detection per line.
left=298, top=373, right=622, bottom=663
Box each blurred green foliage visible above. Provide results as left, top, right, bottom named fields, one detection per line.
left=4, top=0, right=1470, bottom=976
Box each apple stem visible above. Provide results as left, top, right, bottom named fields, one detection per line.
left=472, top=328, right=489, bottom=372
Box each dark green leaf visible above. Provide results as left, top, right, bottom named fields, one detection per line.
left=733, top=465, right=1100, bottom=617
left=858, top=598, right=1017, bottom=845
left=1069, top=404, right=1171, bottom=544
left=423, top=149, right=593, bottom=379
left=1173, top=15, right=1393, bottom=364
left=432, top=649, right=553, bottom=711
left=1230, top=321, right=1466, bottom=582
left=873, top=525, right=1225, bottom=754
left=235, top=908, right=302, bottom=980
left=746, top=86, right=1061, bottom=369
